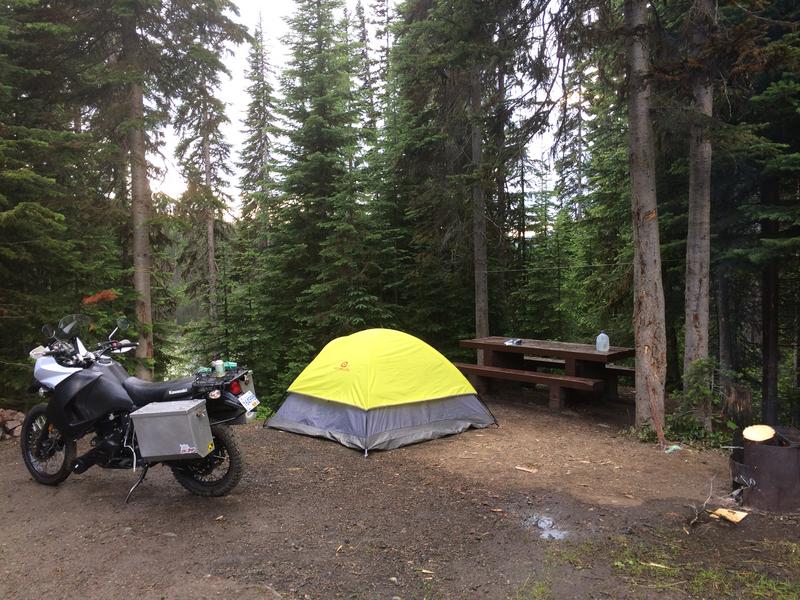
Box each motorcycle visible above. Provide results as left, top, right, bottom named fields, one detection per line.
left=21, top=314, right=259, bottom=500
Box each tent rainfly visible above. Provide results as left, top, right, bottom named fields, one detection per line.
left=266, top=329, right=495, bottom=453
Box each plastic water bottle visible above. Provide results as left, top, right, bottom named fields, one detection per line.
left=212, top=359, right=225, bottom=377
left=596, top=330, right=609, bottom=352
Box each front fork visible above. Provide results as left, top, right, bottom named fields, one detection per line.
left=33, top=419, right=61, bottom=459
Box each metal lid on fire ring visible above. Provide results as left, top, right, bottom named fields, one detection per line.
left=743, top=424, right=776, bottom=443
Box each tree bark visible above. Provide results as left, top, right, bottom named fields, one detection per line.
left=123, top=15, right=154, bottom=381
left=471, top=67, right=490, bottom=352
left=625, top=0, right=667, bottom=442
left=761, top=257, right=779, bottom=424
left=683, top=0, right=715, bottom=384
left=717, top=268, right=733, bottom=379
left=794, top=310, right=800, bottom=427
left=202, top=122, right=217, bottom=320
left=760, top=179, right=780, bottom=424
left=518, top=155, right=526, bottom=260
left=666, top=322, right=681, bottom=389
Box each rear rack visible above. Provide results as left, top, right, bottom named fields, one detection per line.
left=194, top=367, right=250, bottom=391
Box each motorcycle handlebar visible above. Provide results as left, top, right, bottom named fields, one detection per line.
left=93, top=340, right=139, bottom=356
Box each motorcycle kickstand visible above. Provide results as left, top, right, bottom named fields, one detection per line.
left=124, top=464, right=149, bottom=504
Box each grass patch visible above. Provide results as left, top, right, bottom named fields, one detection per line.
left=546, top=540, right=598, bottom=570
left=421, top=579, right=446, bottom=600
left=509, top=575, right=552, bottom=600
left=690, top=568, right=800, bottom=600
left=764, top=540, right=800, bottom=570
left=544, top=531, right=800, bottom=599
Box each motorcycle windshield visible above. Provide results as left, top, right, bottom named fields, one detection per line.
left=56, top=314, right=90, bottom=340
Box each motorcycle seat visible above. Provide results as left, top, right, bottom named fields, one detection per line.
left=123, top=376, right=196, bottom=406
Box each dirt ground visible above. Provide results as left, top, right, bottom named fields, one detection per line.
left=1, top=388, right=799, bottom=600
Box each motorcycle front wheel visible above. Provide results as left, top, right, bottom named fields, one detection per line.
left=170, top=425, right=243, bottom=497
left=20, top=403, right=77, bottom=485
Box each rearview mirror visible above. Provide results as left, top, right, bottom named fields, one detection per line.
left=116, top=317, right=129, bottom=331
left=42, top=324, right=55, bottom=339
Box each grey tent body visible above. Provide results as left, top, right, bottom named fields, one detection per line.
left=266, top=392, right=496, bottom=453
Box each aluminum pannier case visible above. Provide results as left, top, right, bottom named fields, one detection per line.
left=131, top=399, right=213, bottom=461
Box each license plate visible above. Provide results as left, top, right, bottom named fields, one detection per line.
left=237, top=390, right=259, bottom=411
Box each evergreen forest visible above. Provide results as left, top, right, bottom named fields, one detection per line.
left=2, top=0, right=799, bottom=440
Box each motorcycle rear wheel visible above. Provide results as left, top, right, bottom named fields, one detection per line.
left=20, top=403, right=77, bottom=485
left=170, top=425, right=243, bottom=497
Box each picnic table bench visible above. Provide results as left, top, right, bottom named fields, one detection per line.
left=456, top=336, right=635, bottom=410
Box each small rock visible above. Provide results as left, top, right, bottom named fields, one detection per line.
left=163, top=532, right=178, bottom=538
left=5, top=420, right=20, bottom=432
left=122, top=527, right=132, bottom=534
left=389, top=577, right=399, bottom=585
left=11, top=426, right=22, bottom=438
left=392, top=596, right=403, bottom=600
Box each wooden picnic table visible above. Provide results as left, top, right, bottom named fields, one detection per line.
left=460, top=336, right=634, bottom=375
left=456, top=336, right=635, bottom=410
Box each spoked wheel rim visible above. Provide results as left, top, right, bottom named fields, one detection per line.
left=171, top=425, right=243, bottom=497
left=181, top=440, right=231, bottom=483
left=25, top=415, right=68, bottom=476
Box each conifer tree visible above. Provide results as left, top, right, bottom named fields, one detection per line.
left=0, top=1, right=134, bottom=392
left=226, top=18, right=281, bottom=381
left=624, top=0, right=667, bottom=440
left=173, top=1, right=246, bottom=320
left=238, top=19, right=279, bottom=222
left=73, top=0, right=244, bottom=377
left=354, top=1, right=378, bottom=130
left=251, top=0, right=388, bottom=399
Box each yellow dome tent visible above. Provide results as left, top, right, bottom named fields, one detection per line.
left=266, top=329, right=495, bottom=452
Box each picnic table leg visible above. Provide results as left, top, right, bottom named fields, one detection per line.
left=565, top=358, right=577, bottom=376
left=549, top=386, right=565, bottom=411
left=578, top=361, right=611, bottom=399
left=606, top=375, right=619, bottom=400
left=474, top=349, right=493, bottom=394
left=479, top=348, right=494, bottom=367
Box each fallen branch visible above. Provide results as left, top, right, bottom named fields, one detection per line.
left=686, top=478, right=715, bottom=530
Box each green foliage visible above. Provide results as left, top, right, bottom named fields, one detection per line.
left=3, top=0, right=800, bottom=434
left=0, top=1, right=136, bottom=399
left=631, top=359, right=738, bottom=446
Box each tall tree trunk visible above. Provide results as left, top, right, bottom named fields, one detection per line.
left=666, top=322, right=681, bottom=389
left=494, top=59, right=509, bottom=327
left=761, top=178, right=780, bottom=424
left=717, top=268, right=733, bottom=379
left=202, top=127, right=217, bottom=320
left=471, top=67, right=490, bottom=351
left=575, top=68, right=585, bottom=220
left=683, top=0, right=715, bottom=385
left=761, top=178, right=780, bottom=425
left=518, top=155, right=526, bottom=261
left=625, top=0, right=666, bottom=443
left=123, top=16, right=154, bottom=381
left=794, top=309, right=800, bottom=427
left=761, top=256, right=779, bottom=424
